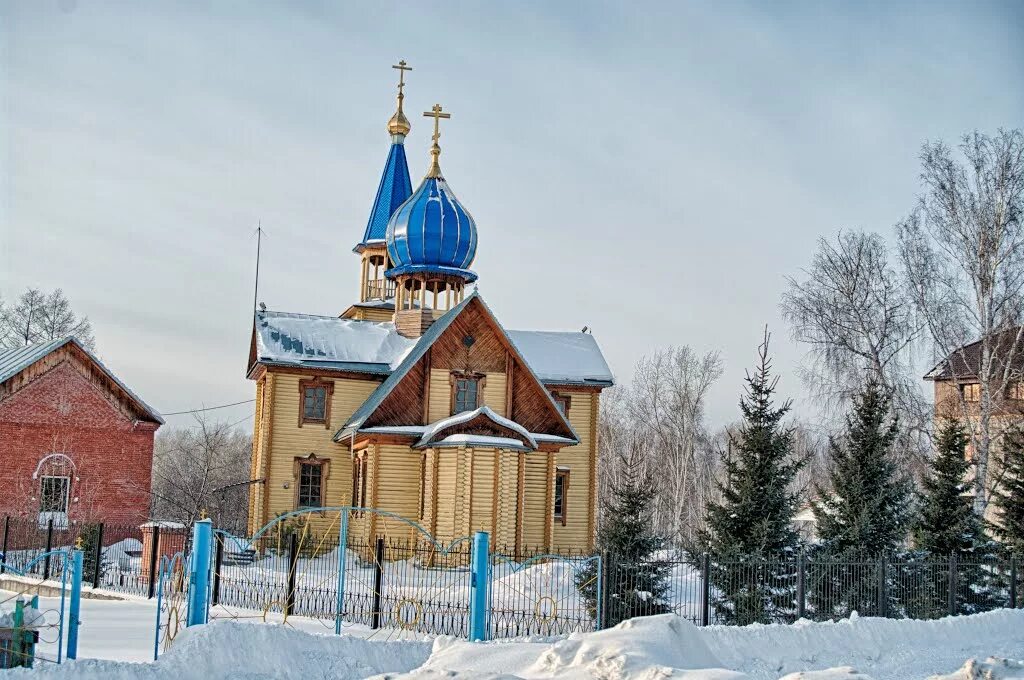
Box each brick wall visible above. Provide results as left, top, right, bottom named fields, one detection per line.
left=0, top=359, right=158, bottom=524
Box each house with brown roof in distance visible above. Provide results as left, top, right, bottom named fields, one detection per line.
left=925, top=325, right=1024, bottom=509
left=0, top=337, right=163, bottom=526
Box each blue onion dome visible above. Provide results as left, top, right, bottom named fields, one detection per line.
left=385, top=107, right=477, bottom=283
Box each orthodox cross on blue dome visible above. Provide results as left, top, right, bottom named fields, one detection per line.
left=423, top=104, right=451, bottom=179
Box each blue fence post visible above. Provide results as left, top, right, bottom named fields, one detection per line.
left=334, top=510, right=350, bottom=635
left=67, top=549, right=83, bottom=660
left=187, top=520, right=212, bottom=627
left=469, top=531, right=489, bottom=642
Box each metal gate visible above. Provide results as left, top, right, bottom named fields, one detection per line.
left=0, top=549, right=72, bottom=667
left=489, top=551, right=602, bottom=639
left=153, top=552, right=189, bottom=660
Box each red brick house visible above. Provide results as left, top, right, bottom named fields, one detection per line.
left=0, top=337, right=163, bottom=525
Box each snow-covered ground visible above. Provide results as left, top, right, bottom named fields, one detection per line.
left=4, top=585, right=1023, bottom=679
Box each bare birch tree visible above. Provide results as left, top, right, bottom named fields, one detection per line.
left=612, top=347, right=724, bottom=545
left=149, top=415, right=252, bottom=528
left=781, top=230, right=929, bottom=469
left=0, top=287, right=96, bottom=350
left=898, top=129, right=1024, bottom=513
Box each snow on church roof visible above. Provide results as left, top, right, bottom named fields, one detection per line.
left=254, top=310, right=614, bottom=386
left=506, top=330, right=614, bottom=385
left=253, top=310, right=415, bottom=373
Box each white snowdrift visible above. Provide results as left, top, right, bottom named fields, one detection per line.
left=930, top=657, right=1024, bottom=680
left=10, top=609, right=1024, bottom=679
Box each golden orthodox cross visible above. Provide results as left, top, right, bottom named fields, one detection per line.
left=423, top=104, right=451, bottom=145
left=392, top=60, right=412, bottom=96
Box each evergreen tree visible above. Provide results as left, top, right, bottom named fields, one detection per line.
left=914, top=420, right=983, bottom=556
left=698, top=331, right=805, bottom=625
left=991, top=426, right=1024, bottom=554
left=577, top=448, right=670, bottom=627
left=814, top=379, right=912, bottom=557
left=811, top=378, right=912, bottom=617
left=911, top=420, right=995, bottom=616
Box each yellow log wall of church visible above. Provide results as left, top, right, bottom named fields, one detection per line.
left=468, top=448, right=496, bottom=535
left=493, top=452, right=519, bottom=549
left=521, top=453, right=550, bottom=549
left=355, top=307, right=395, bottom=323
left=247, top=379, right=266, bottom=535
left=434, top=448, right=459, bottom=540
left=261, top=373, right=378, bottom=528
left=372, top=444, right=423, bottom=542
left=552, top=391, right=596, bottom=550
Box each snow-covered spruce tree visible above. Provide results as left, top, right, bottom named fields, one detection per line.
left=697, top=331, right=805, bottom=625
left=991, top=426, right=1024, bottom=555
left=577, top=445, right=670, bottom=627
left=911, top=420, right=997, bottom=616
left=914, top=420, right=984, bottom=556
left=811, top=378, right=912, bottom=617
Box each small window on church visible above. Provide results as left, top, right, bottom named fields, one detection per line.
left=962, top=383, right=981, bottom=403
left=551, top=392, right=570, bottom=416
left=40, top=476, right=70, bottom=514
left=297, top=462, right=323, bottom=507
left=299, top=379, right=333, bottom=427
left=553, top=469, right=569, bottom=526
left=452, top=376, right=480, bottom=414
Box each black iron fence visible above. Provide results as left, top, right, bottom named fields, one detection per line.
left=0, top=516, right=191, bottom=599
left=606, top=550, right=1023, bottom=628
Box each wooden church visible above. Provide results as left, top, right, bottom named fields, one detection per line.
left=245, top=63, right=613, bottom=552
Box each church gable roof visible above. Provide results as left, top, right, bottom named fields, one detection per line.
left=0, top=337, right=163, bottom=424
left=336, top=292, right=577, bottom=442
left=249, top=308, right=614, bottom=386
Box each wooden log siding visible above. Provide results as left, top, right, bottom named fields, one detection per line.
left=552, top=390, right=597, bottom=550
left=372, top=444, right=421, bottom=542
left=259, top=372, right=376, bottom=526
left=521, top=453, right=549, bottom=550
left=247, top=377, right=266, bottom=535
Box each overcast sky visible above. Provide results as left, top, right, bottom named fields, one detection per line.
left=2, top=1, right=1022, bottom=432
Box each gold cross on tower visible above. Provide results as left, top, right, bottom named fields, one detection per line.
left=423, top=104, right=451, bottom=178
left=392, top=60, right=412, bottom=97
left=387, top=60, right=413, bottom=137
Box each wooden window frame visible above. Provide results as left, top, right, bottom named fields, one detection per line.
left=553, top=468, right=570, bottom=526
left=550, top=391, right=571, bottom=416
left=292, top=454, right=330, bottom=509
left=298, top=377, right=334, bottom=428
left=449, top=372, right=486, bottom=416
left=961, top=383, right=981, bottom=403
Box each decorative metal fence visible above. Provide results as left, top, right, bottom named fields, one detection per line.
left=610, top=550, right=1023, bottom=628
left=0, top=516, right=192, bottom=600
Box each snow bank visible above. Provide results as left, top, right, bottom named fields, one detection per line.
left=17, top=621, right=432, bottom=679
left=930, top=658, right=1024, bottom=680
left=703, top=609, right=1024, bottom=679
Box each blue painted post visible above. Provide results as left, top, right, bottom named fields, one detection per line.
left=187, top=520, right=213, bottom=627
left=334, top=511, right=350, bottom=635
left=469, top=531, right=489, bottom=642
left=594, top=553, right=604, bottom=631
left=67, top=549, right=83, bottom=660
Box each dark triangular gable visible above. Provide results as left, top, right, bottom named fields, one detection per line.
left=337, top=293, right=576, bottom=441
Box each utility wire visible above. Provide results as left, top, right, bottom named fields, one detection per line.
left=162, top=399, right=255, bottom=416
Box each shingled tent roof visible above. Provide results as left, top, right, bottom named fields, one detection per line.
left=924, top=325, right=1024, bottom=380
